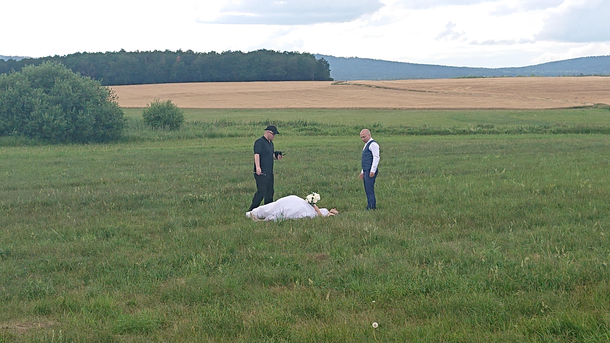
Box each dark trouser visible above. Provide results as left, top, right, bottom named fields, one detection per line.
left=363, top=169, right=377, bottom=210
left=249, top=173, right=274, bottom=211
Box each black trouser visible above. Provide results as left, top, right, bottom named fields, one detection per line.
left=249, top=173, right=274, bottom=211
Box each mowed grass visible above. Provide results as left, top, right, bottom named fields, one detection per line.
left=1, top=108, right=610, bottom=341
left=119, top=107, right=610, bottom=143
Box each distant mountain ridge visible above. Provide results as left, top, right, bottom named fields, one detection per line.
left=316, top=54, right=610, bottom=80
left=0, top=55, right=27, bottom=61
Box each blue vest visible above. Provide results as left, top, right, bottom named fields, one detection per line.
left=361, top=140, right=375, bottom=171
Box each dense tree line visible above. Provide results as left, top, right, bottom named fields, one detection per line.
left=0, top=50, right=333, bottom=86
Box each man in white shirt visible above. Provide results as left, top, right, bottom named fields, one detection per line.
left=359, top=129, right=380, bottom=210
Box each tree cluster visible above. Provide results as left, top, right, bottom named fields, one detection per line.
left=142, top=99, right=184, bottom=131
left=0, top=62, right=126, bottom=143
left=0, top=50, right=333, bottom=86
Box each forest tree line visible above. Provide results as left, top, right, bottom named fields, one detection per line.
left=0, top=49, right=333, bottom=86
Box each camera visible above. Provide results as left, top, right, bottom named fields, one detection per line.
left=274, top=151, right=283, bottom=158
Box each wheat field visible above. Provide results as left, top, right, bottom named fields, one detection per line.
left=111, top=76, right=610, bottom=109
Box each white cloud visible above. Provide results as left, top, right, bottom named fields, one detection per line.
left=436, top=22, right=466, bottom=41
left=471, top=39, right=534, bottom=46
left=202, top=0, right=384, bottom=25
left=491, top=0, right=565, bottom=15
left=537, top=0, right=610, bottom=42
left=391, top=0, right=488, bottom=10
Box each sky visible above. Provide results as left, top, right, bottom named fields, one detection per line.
left=2, top=0, right=610, bottom=68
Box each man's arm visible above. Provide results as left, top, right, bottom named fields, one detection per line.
left=370, top=142, right=380, bottom=177
left=254, top=154, right=262, bottom=175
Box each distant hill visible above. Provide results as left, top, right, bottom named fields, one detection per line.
left=0, top=55, right=27, bottom=61
left=316, top=55, right=610, bottom=80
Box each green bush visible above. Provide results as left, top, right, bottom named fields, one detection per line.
left=142, top=99, right=184, bottom=130
left=0, top=62, right=126, bottom=143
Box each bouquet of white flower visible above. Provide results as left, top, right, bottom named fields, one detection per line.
left=306, top=192, right=320, bottom=205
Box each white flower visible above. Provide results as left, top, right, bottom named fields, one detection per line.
left=372, top=322, right=378, bottom=328
left=306, top=192, right=320, bottom=205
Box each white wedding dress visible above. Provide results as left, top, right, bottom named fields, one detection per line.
left=246, top=195, right=330, bottom=221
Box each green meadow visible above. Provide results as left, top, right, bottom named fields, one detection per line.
left=2, top=108, right=610, bottom=342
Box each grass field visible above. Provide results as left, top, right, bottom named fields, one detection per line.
left=2, top=108, right=610, bottom=341
left=124, top=107, right=610, bottom=127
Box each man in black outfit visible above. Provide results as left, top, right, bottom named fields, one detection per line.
left=249, top=125, right=282, bottom=211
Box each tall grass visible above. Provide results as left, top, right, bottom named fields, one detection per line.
left=118, top=107, right=610, bottom=142
left=1, top=108, right=610, bottom=341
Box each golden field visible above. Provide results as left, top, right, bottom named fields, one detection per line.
left=110, top=76, right=610, bottom=109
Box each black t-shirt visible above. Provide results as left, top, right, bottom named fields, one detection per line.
left=253, top=136, right=274, bottom=174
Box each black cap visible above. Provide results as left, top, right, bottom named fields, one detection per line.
left=265, top=125, right=279, bottom=134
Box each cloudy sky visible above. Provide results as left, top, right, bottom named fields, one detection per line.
left=2, top=0, right=610, bottom=67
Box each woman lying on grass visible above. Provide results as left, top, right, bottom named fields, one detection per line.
left=246, top=193, right=338, bottom=221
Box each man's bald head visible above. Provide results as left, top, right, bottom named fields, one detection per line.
left=360, top=129, right=371, bottom=143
